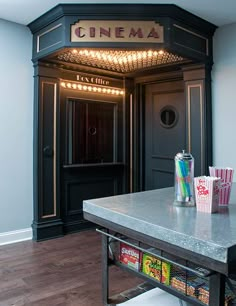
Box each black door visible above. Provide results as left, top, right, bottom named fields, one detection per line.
left=61, top=95, right=125, bottom=233
left=145, top=80, right=186, bottom=190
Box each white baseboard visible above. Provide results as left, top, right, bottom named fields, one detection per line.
left=0, top=228, right=32, bottom=246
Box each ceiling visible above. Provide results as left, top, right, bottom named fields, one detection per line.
left=51, top=48, right=187, bottom=74
left=0, top=0, right=236, bottom=27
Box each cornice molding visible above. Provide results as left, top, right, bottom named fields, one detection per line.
left=28, top=4, right=217, bottom=36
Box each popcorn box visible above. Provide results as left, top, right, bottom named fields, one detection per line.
left=220, top=182, right=233, bottom=205
left=209, top=167, right=234, bottom=205
left=194, top=176, right=221, bottom=213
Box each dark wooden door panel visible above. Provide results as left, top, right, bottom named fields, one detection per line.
left=68, top=99, right=117, bottom=164
left=61, top=94, right=125, bottom=233
left=66, top=178, right=117, bottom=215
left=145, top=81, right=186, bottom=190
left=62, top=164, right=124, bottom=233
left=40, top=81, right=58, bottom=219
left=151, top=168, right=174, bottom=189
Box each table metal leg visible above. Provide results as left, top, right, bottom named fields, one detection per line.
left=209, top=273, right=225, bottom=306
left=102, top=229, right=110, bottom=306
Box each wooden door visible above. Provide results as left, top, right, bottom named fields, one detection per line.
left=145, top=80, right=186, bottom=190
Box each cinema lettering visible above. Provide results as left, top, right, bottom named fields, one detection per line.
left=71, top=20, right=164, bottom=43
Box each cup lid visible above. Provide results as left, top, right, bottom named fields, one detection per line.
left=175, top=150, right=193, bottom=160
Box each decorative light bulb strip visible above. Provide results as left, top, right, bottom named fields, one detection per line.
left=73, top=49, right=165, bottom=64
left=60, top=81, right=124, bottom=96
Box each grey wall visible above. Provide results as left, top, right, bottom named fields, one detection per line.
left=0, top=19, right=33, bottom=232
left=212, top=23, right=236, bottom=180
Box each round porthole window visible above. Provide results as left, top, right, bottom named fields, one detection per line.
left=160, top=106, right=178, bottom=128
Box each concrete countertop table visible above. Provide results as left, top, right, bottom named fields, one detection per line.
left=83, top=183, right=236, bottom=306
left=83, top=183, right=236, bottom=273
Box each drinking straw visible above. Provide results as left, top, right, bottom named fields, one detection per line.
left=183, top=160, right=191, bottom=197
left=176, top=160, right=187, bottom=198
left=180, top=160, right=191, bottom=197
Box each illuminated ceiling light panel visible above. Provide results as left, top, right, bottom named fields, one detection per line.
left=56, top=49, right=185, bottom=73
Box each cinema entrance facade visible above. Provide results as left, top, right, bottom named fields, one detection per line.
left=28, top=4, right=216, bottom=241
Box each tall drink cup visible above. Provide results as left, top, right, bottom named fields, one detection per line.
left=174, top=150, right=195, bottom=206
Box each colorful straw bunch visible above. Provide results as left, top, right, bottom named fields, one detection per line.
left=209, top=167, right=234, bottom=205
left=175, top=159, right=193, bottom=200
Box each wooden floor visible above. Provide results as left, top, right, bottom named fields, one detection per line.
left=0, top=229, right=142, bottom=306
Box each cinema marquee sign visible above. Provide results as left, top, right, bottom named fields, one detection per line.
left=71, top=20, right=164, bottom=43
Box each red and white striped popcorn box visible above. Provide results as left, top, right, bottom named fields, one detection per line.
left=209, top=167, right=234, bottom=205
left=194, top=176, right=221, bottom=213
left=220, top=182, right=232, bottom=205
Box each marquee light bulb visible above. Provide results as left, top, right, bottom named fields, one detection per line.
left=60, top=81, right=124, bottom=96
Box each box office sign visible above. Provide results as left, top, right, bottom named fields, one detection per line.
left=71, top=20, right=164, bottom=43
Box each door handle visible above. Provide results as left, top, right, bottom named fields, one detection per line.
left=43, top=146, right=53, bottom=158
